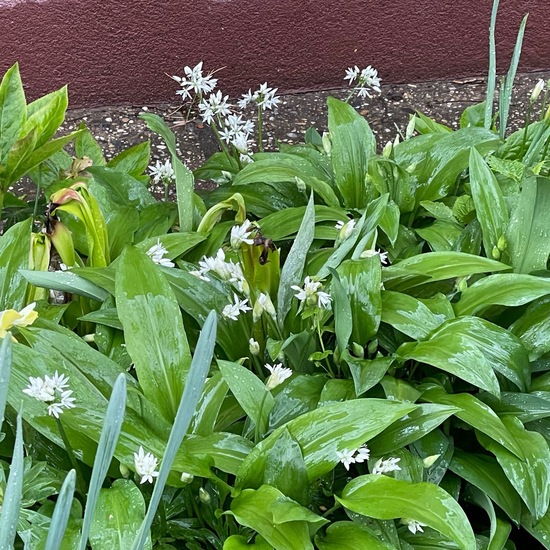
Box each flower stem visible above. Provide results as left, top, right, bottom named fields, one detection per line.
left=254, top=390, right=270, bottom=444
left=55, top=417, right=87, bottom=497
left=257, top=106, right=264, bottom=152
left=520, top=103, right=533, bottom=158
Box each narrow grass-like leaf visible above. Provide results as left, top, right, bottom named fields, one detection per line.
left=485, top=0, right=499, bottom=128
left=45, top=469, right=76, bottom=550
left=131, top=310, right=216, bottom=550
left=498, top=14, right=528, bottom=138
left=336, top=475, right=476, bottom=550
left=277, top=193, right=315, bottom=323
left=20, top=269, right=109, bottom=301
left=0, top=414, right=24, bottom=546
left=79, top=374, right=127, bottom=550
left=0, top=336, right=12, bottom=431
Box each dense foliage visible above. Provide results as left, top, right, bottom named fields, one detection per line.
left=2, top=3, right=550, bottom=548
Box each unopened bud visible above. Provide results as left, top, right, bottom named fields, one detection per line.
left=406, top=114, right=416, bottom=140
left=249, top=338, right=260, bottom=356
left=497, top=235, right=508, bottom=251
left=221, top=170, right=233, bottom=182
left=295, top=176, right=307, bottom=193
left=491, top=246, right=501, bottom=260
left=198, top=487, right=211, bottom=504
left=322, top=132, right=332, bottom=156
left=180, top=472, right=194, bottom=484
left=119, top=463, right=130, bottom=478
left=382, top=140, right=393, bottom=158
left=423, top=454, right=441, bottom=468
left=406, top=162, right=417, bottom=174
left=351, top=342, right=364, bottom=358
left=531, top=79, right=545, bottom=103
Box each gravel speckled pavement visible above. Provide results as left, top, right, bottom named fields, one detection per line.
left=47, top=71, right=550, bottom=196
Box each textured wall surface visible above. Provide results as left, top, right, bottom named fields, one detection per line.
left=1, top=0, right=549, bottom=107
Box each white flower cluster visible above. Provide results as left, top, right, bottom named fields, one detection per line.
left=336, top=444, right=371, bottom=471
left=23, top=371, right=76, bottom=418
left=335, top=219, right=356, bottom=241
left=190, top=248, right=247, bottom=293
left=265, top=363, right=292, bottom=390
left=360, top=248, right=389, bottom=265
left=344, top=65, right=382, bottom=99
left=230, top=219, right=255, bottom=250
left=146, top=239, right=175, bottom=268
left=173, top=61, right=218, bottom=100
left=222, top=293, right=252, bottom=321
left=198, top=90, right=232, bottom=124
left=134, top=446, right=159, bottom=484
left=372, top=456, right=401, bottom=475
left=219, top=115, right=255, bottom=154
left=238, top=82, right=280, bottom=111
left=401, top=518, right=426, bottom=535
left=148, top=159, right=175, bottom=186
left=291, top=276, right=332, bottom=310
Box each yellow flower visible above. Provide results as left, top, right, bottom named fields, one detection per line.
left=0, top=303, right=38, bottom=340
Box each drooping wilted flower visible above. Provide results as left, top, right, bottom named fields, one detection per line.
left=0, top=302, right=38, bottom=339
left=23, top=370, right=76, bottom=418
left=264, top=363, right=292, bottom=390
left=146, top=239, right=175, bottom=268
left=372, top=456, right=401, bottom=475
left=173, top=62, right=218, bottom=100
left=291, top=276, right=332, bottom=310
left=134, top=446, right=160, bottom=484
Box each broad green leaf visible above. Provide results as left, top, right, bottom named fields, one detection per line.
left=468, top=147, right=509, bottom=258
left=20, top=269, right=109, bottom=302
left=0, top=336, right=12, bottom=431
left=421, top=385, right=523, bottom=459
left=105, top=206, right=139, bottom=259
left=506, top=176, right=550, bottom=274
left=0, top=63, right=26, bottom=172
left=522, top=507, right=550, bottom=549
left=107, top=141, right=150, bottom=177
left=337, top=256, right=381, bottom=343
left=381, top=290, right=447, bottom=339
left=449, top=451, right=522, bottom=523
left=337, top=475, right=476, bottom=550
left=478, top=416, right=550, bottom=521
left=116, top=246, right=191, bottom=422
left=224, top=535, right=273, bottom=549
left=414, top=111, right=453, bottom=134
left=343, top=352, right=393, bottom=396
left=219, top=360, right=274, bottom=429
left=397, top=316, right=528, bottom=396
left=236, top=399, right=416, bottom=489
left=511, top=296, right=550, bottom=361
left=481, top=391, right=550, bottom=423
left=460, top=101, right=487, bottom=129
left=454, top=273, right=550, bottom=316
left=330, top=269, right=352, bottom=354
left=416, top=220, right=462, bottom=252
left=369, top=404, right=459, bottom=455
left=384, top=252, right=509, bottom=291
left=328, top=96, right=375, bottom=208
left=228, top=486, right=324, bottom=550
left=277, top=193, right=315, bottom=323
left=75, top=123, right=105, bottom=165
left=0, top=218, right=31, bottom=309
left=24, top=85, right=68, bottom=148
left=315, top=521, right=394, bottom=550
left=89, top=479, right=151, bottom=549
left=190, top=372, right=229, bottom=436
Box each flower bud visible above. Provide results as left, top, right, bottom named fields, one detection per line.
left=322, top=132, right=332, bottom=156
left=180, top=472, right=194, bottom=484
left=295, top=176, right=307, bottom=193
left=119, top=463, right=130, bottom=478
left=382, top=140, right=393, bottom=158
left=423, top=454, right=441, bottom=468
left=531, top=79, right=545, bottom=103
left=198, top=487, right=211, bottom=504
left=406, top=114, right=416, bottom=140
left=497, top=235, right=508, bottom=251
left=491, top=246, right=501, bottom=260
left=351, top=342, right=364, bottom=358
left=249, top=338, right=260, bottom=356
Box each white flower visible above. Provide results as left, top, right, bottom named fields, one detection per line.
left=337, top=448, right=356, bottom=471
left=192, top=249, right=247, bottom=292
left=222, top=294, right=252, bottom=321
left=173, top=62, right=218, bottom=100
left=199, top=91, right=231, bottom=124
left=335, top=219, right=356, bottom=241
left=401, top=519, right=426, bottom=535
left=146, top=239, right=175, bottom=268
left=23, top=372, right=76, bottom=418
left=238, top=89, right=255, bottom=109
left=531, top=79, right=545, bottom=103
left=238, top=82, right=280, bottom=111
left=133, top=446, right=160, bottom=484
left=360, top=248, right=389, bottom=264
left=354, top=444, right=371, bottom=463
left=344, top=66, right=360, bottom=84
left=291, top=276, right=332, bottom=310
left=230, top=220, right=255, bottom=249
left=265, top=363, right=292, bottom=390
left=346, top=65, right=381, bottom=99
left=253, top=292, right=277, bottom=322
left=372, top=456, right=401, bottom=475
left=148, top=159, right=175, bottom=185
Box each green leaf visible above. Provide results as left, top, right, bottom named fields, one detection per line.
left=0, top=63, right=26, bottom=172
left=107, top=141, right=150, bottom=177
left=328, top=96, right=375, bottom=208
left=454, top=273, right=550, bottom=316
left=342, top=352, right=393, bottom=396
left=75, top=123, right=105, bottom=165
left=478, top=416, right=550, bottom=521
left=521, top=507, right=550, bottom=549
left=116, top=246, right=192, bottom=422
left=369, top=404, right=459, bottom=455
left=460, top=101, right=487, bottom=129
left=468, top=147, right=509, bottom=258
left=0, top=336, right=12, bottom=431
left=381, top=290, right=448, bottom=339
left=315, top=521, right=394, bottom=549
left=449, top=451, right=521, bottom=524
left=397, top=316, right=526, bottom=395
left=277, top=193, right=315, bottom=323
left=330, top=269, right=352, bottom=354
left=45, top=469, right=76, bottom=550
left=228, top=486, right=323, bottom=550
left=25, top=85, right=68, bottom=148
left=510, top=296, right=550, bottom=361
left=421, top=385, right=524, bottom=459
left=383, top=252, right=509, bottom=292
left=219, top=360, right=274, bottom=429
left=236, top=399, right=416, bottom=490
left=89, top=479, right=150, bottom=549
left=506, top=176, right=550, bottom=273
left=337, top=475, right=476, bottom=550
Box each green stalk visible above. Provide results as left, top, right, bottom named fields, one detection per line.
left=257, top=105, right=264, bottom=152
left=520, top=103, right=533, bottom=158
left=254, top=390, right=270, bottom=443
left=55, top=417, right=87, bottom=498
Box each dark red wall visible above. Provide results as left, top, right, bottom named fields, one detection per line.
left=1, top=0, right=548, bottom=107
